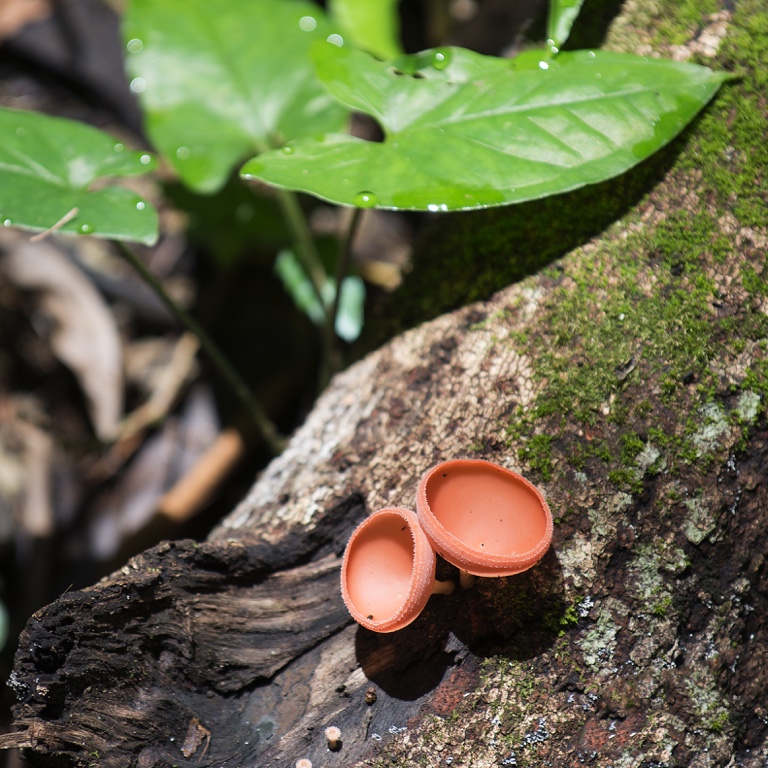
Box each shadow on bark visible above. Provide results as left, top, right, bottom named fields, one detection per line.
left=360, top=135, right=684, bottom=354
left=356, top=547, right=566, bottom=700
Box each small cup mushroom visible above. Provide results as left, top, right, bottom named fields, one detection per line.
left=341, top=507, right=452, bottom=632
left=416, top=459, right=553, bottom=577
left=324, top=725, right=342, bottom=750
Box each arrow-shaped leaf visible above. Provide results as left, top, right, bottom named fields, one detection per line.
left=0, top=108, right=158, bottom=244
left=123, top=0, right=349, bottom=193
left=242, top=44, right=731, bottom=211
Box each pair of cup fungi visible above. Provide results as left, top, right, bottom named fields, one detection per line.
left=341, top=459, right=553, bottom=633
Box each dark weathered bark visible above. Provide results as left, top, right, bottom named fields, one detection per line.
left=3, top=1, right=767, bottom=767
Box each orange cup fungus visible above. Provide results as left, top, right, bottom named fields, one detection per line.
left=341, top=507, right=446, bottom=633
left=340, top=460, right=552, bottom=632
left=416, top=459, right=553, bottom=577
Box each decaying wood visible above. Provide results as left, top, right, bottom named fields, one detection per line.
left=3, top=2, right=768, bottom=767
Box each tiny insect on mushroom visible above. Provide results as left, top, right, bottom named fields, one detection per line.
left=341, top=507, right=454, bottom=632
left=416, top=459, right=553, bottom=577
left=324, top=725, right=342, bottom=750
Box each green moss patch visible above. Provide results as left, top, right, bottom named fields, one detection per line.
left=511, top=0, right=768, bottom=488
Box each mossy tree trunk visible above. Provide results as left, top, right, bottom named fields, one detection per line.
left=2, top=1, right=767, bottom=767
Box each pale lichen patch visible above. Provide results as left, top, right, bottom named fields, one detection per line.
left=683, top=496, right=717, bottom=545
left=735, top=389, right=761, bottom=422
left=587, top=492, right=632, bottom=545
left=691, top=402, right=730, bottom=457
left=581, top=599, right=628, bottom=672
left=627, top=546, right=673, bottom=613
left=635, top=441, right=662, bottom=472
left=557, top=532, right=596, bottom=592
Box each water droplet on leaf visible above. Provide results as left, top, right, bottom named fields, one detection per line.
left=432, top=49, right=451, bottom=70
left=354, top=191, right=377, bottom=208
left=282, top=145, right=294, bottom=154
left=129, top=77, right=147, bottom=94
left=79, top=223, right=94, bottom=234
left=298, top=15, right=316, bottom=31
left=327, top=33, right=343, bottom=47
left=136, top=201, right=146, bottom=211
left=176, top=146, right=191, bottom=160
left=3, top=219, right=12, bottom=227
left=126, top=38, right=143, bottom=54
left=538, top=61, right=549, bottom=70
left=140, top=154, right=152, bottom=165
left=114, top=142, right=125, bottom=153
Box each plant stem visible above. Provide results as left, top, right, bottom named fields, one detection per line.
left=113, top=240, right=286, bottom=456
left=275, top=189, right=336, bottom=387
left=330, top=207, right=362, bottom=340
left=275, top=190, right=328, bottom=316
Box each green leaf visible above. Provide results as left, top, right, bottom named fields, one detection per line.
left=124, top=0, right=349, bottom=194
left=547, top=0, right=587, bottom=50
left=335, top=274, right=365, bottom=342
left=241, top=45, right=731, bottom=211
left=0, top=109, right=158, bottom=244
left=275, top=247, right=328, bottom=326
left=274, top=249, right=365, bottom=342
left=329, top=0, right=402, bottom=59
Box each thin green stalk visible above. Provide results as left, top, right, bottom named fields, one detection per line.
left=113, top=240, right=286, bottom=456
left=275, top=189, right=328, bottom=317
left=330, top=207, right=362, bottom=341
left=275, top=189, right=336, bottom=387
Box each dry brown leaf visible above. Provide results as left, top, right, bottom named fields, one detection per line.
left=15, top=418, right=54, bottom=538
left=87, top=385, right=219, bottom=559
left=0, top=395, right=64, bottom=545
left=0, top=235, right=123, bottom=441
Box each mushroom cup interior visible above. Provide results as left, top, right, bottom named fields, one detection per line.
left=423, top=462, right=550, bottom=560
left=344, top=511, right=418, bottom=622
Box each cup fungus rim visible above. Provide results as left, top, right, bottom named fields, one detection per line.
left=341, top=506, right=437, bottom=633
left=416, top=458, right=553, bottom=577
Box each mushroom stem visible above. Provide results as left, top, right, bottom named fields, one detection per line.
left=432, top=579, right=455, bottom=596
left=459, top=570, right=476, bottom=590
left=324, top=726, right=342, bottom=751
